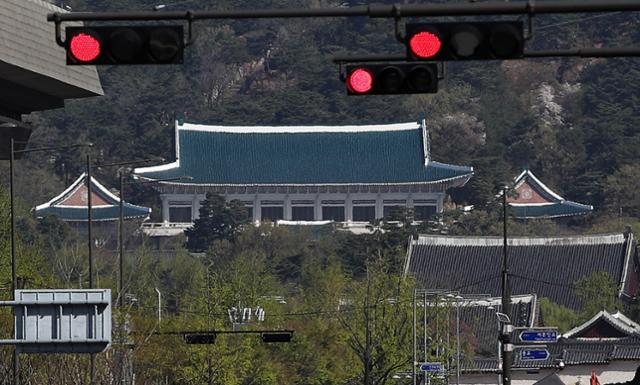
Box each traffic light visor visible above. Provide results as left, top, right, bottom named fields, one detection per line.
left=69, top=31, right=102, bottom=62
left=409, top=31, right=442, bottom=59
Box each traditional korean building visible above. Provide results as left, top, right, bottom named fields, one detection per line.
left=133, top=119, right=473, bottom=235
left=34, top=173, right=151, bottom=223
left=455, top=304, right=640, bottom=385
left=508, top=170, right=593, bottom=219
left=404, top=233, right=638, bottom=311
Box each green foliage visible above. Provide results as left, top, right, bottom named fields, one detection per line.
left=184, top=193, right=249, bottom=252
left=575, top=271, right=622, bottom=319
left=539, top=297, right=580, bottom=331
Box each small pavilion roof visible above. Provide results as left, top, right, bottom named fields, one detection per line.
left=507, top=170, right=593, bottom=219
left=133, top=120, right=473, bottom=187
left=34, top=173, right=151, bottom=222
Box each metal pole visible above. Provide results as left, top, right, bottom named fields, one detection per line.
left=48, top=0, right=640, bottom=23
left=86, top=154, right=96, bottom=385
left=423, top=291, right=427, bottom=365
left=10, top=138, right=19, bottom=385
left=156, top=288, right=162, bottom=324
left=119, top=171, right=124, bottom=307
left=456, top=299, right=460, bottom=385
left=413, top=289, right=417, bottom=385
left=501, top=188, right=512, bottom=385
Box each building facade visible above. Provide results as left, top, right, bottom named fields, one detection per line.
left=134, top=120, right=473, bottom=234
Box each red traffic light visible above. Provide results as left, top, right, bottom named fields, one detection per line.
left=409, top=31, right=442, bottom=59
left=66, top=26, right=184, bottom=65
left=69, top=32, right=102, bottom=63
left=406, top=22, right=524, bottom=61
left=346, top=68, right=374, bottom=94
left=345, top=63, right=438, bottom=95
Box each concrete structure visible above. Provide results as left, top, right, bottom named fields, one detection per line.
left=134, top=119, right=473, bottom=236
left=0, top=0, right=103, bottom=119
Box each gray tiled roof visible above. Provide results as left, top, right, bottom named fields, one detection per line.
left=405, top=233, right=637, bottom=310
left=0, top=0, right=103, bottom=113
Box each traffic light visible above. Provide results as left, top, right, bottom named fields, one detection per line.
left=65, top=26, right=184, bottom=65
left=345, top=63, right=438, bottom=95
left=406, top=21, right=524, bottom=61
left=261, top=332, right=293, bottom=343
left=184, top=333, right=216, bottom=344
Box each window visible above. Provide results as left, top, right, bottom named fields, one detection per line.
left=261, top=206, right=284, bottom=222
left=169, top=207, right=192, bottom=222
left=383, top=205, right=405, bottom=218
left=322, top=206, right=345, bottom=221
left=414, top=205, right=437, bottom=220
left=292, top=206, right=314, bottom=221
left=353, top=206, right=375, bottom=222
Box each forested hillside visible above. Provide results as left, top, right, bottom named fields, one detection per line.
left=1, top=0, right=635, bottom=226
left=1, top=1, right=635, bottom=228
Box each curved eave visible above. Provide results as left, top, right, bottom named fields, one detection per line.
left=35, top=205, right=151, bottom=222
left=133, top=163, right=473, bottom=187
left=510, top=201, right=593, bottom=219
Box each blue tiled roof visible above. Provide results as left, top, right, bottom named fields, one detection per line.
left=510, top=201, right=594, bottom=219
left=134, top=121, right=473, bottom=185
left=35, top=205, right=150, bottom=222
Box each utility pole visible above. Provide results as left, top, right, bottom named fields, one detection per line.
left=501, top=187, right=513, bottom=385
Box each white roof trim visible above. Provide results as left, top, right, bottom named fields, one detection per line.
left=516, top=170, right=564, bottom=201
left=133, top=161, right=179, bottom=174
left=35, top=173, right=151, bottom=213
left=133, top=173, right=473, bottom=187
left=35, top=173, right=87, bottom=211
left=563, top=310, right=640, bottom=338
left=414, top=233, right=626, bottom=247
left=177, top=121, right=421, bottom=134
left=508, top=202, right=558, bottom=207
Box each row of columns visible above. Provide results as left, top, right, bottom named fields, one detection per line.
left=161, top=193, right=442, bottom=223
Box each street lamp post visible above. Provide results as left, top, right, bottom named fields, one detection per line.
left=8, top=141, right=92, bottom=385
left=501, top=186, right=512, bottom=385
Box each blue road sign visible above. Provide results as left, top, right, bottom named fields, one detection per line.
left=521, top=349, right=550, bottom=361
left=519, top=330, right=558, bottom=343
left=420, top=362, right=443, bottom=372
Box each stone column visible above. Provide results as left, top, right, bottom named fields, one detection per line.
left=161, top=196, right=169, bottom=224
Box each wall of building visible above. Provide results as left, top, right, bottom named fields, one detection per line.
left=159, top=191, right=445, bottom=224
left=460, top=362, right=638, bottom=385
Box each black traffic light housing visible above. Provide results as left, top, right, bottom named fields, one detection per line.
left=345, top=63, right=438, bottom=95
left=65, top=25, right=184, bottom=65
left=406, top=21, right=524, bottom=61
left=261, top=331, right=293, bottom=343
left=184, top=333, right=216, bottom=344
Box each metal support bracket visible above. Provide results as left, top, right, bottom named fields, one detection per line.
left=53, top=14, right=65, bottom=47
left=394, top=15, right=404, bottom=43
left=185, top=11, right=195, bottom=46
left=524, top=0, right=535, bottom=40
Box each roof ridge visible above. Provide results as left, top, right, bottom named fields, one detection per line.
left=177, top=121, right=422, bottom=134
left=415, top=233, right=626, bottom=246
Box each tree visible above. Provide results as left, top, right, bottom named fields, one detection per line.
left=184, top=193, right=249, bottom=252
left=337, top=259, right=413, bottom=385
left=575, top=271, right=622, bottom=320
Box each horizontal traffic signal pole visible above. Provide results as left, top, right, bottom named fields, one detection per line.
left=332, top=46, right=640, bottom=63
left=48, top=0, right=640, bottom=23
left=524, top=47, right=640, bottom=57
